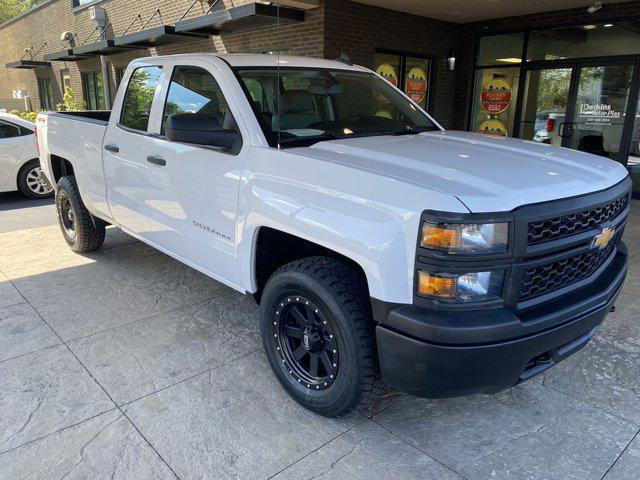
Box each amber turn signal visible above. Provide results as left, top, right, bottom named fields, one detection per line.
left=417, top=271, right=457, bottom=298
left=421, top=224, right=462, bottom=251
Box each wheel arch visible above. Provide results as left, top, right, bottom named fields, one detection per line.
left=49, top=154, right=75, bottom=185
left=250, top=226, right=371, bottom=305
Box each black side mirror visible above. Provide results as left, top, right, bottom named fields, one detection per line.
left=166, top=113, right=242, bottom=153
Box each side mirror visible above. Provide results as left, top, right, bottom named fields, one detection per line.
left=166, top=113, right=241, bottom=153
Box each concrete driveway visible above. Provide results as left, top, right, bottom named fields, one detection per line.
left=1, top=190, right=639, bottom=480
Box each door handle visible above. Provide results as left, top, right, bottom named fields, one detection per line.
left=558, top=122, right=574, bottom=138
left=104, top=144, right=119, bottom=153
left=146, top=155, right=166, bottom=167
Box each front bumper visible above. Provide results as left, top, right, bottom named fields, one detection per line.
left=376, top=244, right=628, bottom=398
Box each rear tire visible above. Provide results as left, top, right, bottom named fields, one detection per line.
left=55, top=176, right=105, bottom=252
left=17, top=159, right=53, bottom=199
left=260, top=256, right=381, bottom=417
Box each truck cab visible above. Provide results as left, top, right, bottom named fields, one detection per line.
left=37, top=54, right=631, bottom=416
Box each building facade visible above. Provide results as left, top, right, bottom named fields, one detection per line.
left=1, top=0, right=640, bottom=190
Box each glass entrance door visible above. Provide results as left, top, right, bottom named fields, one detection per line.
left=566, top=65, right=635, bottom=162
left=520, top=63, right=636, bottom=163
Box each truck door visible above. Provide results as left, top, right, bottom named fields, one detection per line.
left=144, top=61, right=247, bottom=287
left=103, top=65, right=163, bottom=234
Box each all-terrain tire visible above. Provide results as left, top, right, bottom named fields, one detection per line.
left=55, top=176, right=105, bottom=252
left=260, top=256, right=382, bottom=417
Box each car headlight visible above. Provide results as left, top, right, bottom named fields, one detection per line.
left=420, top=222, right=508, bottom=254
left=417, top=270, right=505, bottom=303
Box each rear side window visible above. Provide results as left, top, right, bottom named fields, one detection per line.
left=161, top=66, right=236, bottom=135
left=119, top=66, right=162, bottom=132
left=0, top=121, right=21, bottom=139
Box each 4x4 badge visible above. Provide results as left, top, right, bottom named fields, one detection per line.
left=591, top=227, right=615, bottom=250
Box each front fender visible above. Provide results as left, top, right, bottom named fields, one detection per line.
left=237, top=147, right=468, bottom=304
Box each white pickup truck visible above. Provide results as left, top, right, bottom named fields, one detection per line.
left=37, top=54, right=632, bottom=417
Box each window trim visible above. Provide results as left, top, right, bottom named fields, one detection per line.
left=118, top=65, right=163, bottom=134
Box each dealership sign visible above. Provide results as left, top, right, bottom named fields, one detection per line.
left=579, top=103, right=621, bottom=126
left=481, top=78, right=512, bottom=114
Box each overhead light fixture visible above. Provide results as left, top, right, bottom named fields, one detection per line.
left=583, top=24, right=597, bottom=30
left=587, top=2, right=602, bottom=14
left=495, top=57, right=522, bottom=63
left=604, top=23, right=614, bottom=27
left=447, top=49, right=456, bottom=71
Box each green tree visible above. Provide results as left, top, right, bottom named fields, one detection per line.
left=56, top=86, right=87, bottom=112
left=0, top=0, right=42, bottom=24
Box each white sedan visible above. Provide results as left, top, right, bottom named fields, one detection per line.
left=0, top=112, right=52, bottom=198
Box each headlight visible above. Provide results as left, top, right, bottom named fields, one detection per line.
left=417, top=270, right=505, bottom=303
left=421, top=222, right=508, bottom=254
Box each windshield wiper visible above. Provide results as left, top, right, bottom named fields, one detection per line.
left=279, top=131, right=350, bottom=147
left=390, top=125, right=431, bottom=135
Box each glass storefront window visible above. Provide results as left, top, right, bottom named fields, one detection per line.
left=374, top=52, right=431, bottom=110
left=471, top=67, right=520, bottom=137
left=527, top=23, right=640, bottom=62
left=477, top=33, right=524, bottom=66
left=520, top=68, right=572, bottom=144
left=82, top=71, right=105, bottom=110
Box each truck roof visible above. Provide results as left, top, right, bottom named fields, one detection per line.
left=135, top=53, right=368, bottom=71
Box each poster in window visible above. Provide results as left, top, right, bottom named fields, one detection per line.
left=404, top=67, right=427, bottom=104
left=477, top=119, right=508, bottom=137
left=375, top=63, right=398, bottom=87
left=480, top=78, right=512, bottom=114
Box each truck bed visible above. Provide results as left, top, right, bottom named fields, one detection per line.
left=47, top=110, right=111, bottom=125
left=37, top=110, right=111, bottom=220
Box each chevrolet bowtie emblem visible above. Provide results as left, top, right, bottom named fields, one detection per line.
left=591, top=227, right=615, bottom=250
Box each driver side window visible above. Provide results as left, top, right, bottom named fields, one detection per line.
left=162, top=66, right=237, bottom=135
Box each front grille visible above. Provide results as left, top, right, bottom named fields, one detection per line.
left=519, top=232, right=620, bottom=301
left=527, top=194, right=628, bottom=245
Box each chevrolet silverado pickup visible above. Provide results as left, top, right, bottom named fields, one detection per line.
left=36, top=54, right=631, bottom=417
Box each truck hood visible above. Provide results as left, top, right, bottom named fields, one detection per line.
left=293, top=130, right=629, bottom=212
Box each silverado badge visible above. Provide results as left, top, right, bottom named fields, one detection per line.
left=591, top=227, right=615, bottom=250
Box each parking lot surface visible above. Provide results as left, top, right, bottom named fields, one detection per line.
left=1, top=191, right=639, bottom=480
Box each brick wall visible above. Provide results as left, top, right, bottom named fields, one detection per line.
left=0, top=0, right=324, bottom=111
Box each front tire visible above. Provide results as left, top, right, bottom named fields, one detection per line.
left=55, top=176, right=105, bottom=252
left=260, top=256, right=381, bottom=417
left=17, top=159, right=53, bottom=199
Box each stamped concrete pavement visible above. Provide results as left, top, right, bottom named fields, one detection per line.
left=0, top=192, right=639, bottom=480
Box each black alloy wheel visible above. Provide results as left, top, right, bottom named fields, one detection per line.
left=58, top=190, right=76, bottom=241
left=272, top=294, right=339, bottom=391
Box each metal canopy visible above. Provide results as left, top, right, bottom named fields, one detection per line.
left=175, top=3, right=304, bottom=36
left=114, top=25, right=205, bottom=48
left=5, top=59, right=52, bottom=69
left=72, top=39, right=144, bottom=57
left=43, top=49, right=92, bottom=62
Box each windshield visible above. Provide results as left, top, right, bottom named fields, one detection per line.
left=235, top=67, right=440, bottom=147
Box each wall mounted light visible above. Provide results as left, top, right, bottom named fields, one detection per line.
left=447, top=49, right=456, bottom=71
